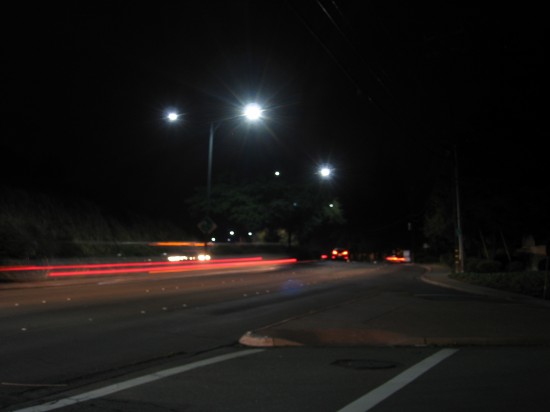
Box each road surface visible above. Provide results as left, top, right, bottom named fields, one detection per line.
left=2, top=260, right=549, bottom=411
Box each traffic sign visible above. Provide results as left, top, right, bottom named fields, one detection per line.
left=198, top=217, right=217, bottom=234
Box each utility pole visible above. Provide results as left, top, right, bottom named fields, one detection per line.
left=454, top=145, right=464, bottom=273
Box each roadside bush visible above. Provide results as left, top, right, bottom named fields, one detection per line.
left=450, top=271, right=548, bottom=299
left=506, top=260, right=526, bottom=272
left=538, top=257, right=550, bottom=271
left=463, top=258, right=502, bottom=273
left=0, top=186, right=193, bottom=262
left=464, top=257, right=483, bottom=272
left=475, top=259, right=503, bottom=273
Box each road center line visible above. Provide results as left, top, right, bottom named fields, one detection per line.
left=12, top=349, right=265, bottom=412
left=337, top=348, right=459, bottom=412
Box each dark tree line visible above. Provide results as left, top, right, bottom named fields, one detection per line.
left=421, top=170, right=550, bottom=271
left=185, top=175, right=345, bottom=250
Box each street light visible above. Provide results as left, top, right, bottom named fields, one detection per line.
left=242, top=103, right=263, bottom=121
left=206, top=104, right=264, bottom=217
left=319, top=166, right=332, bottom=179
left=166, top=103, right=264, bottom=245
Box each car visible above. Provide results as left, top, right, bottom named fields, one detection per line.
left=331, top=248, right=350, bottom=262
left=385, top=255, right=406, bottom=263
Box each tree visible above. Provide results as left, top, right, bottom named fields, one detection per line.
left=185, top=176, right=345, bottom=246
left=422, top=182, right=455, bottom=259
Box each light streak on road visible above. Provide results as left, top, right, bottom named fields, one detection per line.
left=0, top=257, right=296, bottom=278
left=148, top=258, right=297, bottom=275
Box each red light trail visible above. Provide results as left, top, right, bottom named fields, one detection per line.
left=0, top=257, right=297, bottom=278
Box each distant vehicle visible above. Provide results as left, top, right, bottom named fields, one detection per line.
left=164, top=252, right=211, bottom=262
left=331, top=248, right=350, bottom=262
left=384, top=249, right=411, bottom=263
left=385, top=255, right=406, bottom=263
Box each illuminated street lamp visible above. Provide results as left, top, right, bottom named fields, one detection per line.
left=167, top=112, right=179, bottom=122
left=242, top=103, right=263, bottom=121
left=319, top=166, right=332, bottom=179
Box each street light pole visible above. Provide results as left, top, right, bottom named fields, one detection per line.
left=166, top=104, right=263, bottom=254
left=205, top=103, right=263, bottom=217
left=201, top=121, right=216, bottom=255
left=206, top=121, right=216, bottom=218
left=454, top=144, right=465, bottom=273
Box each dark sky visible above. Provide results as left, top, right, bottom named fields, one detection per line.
left=2, top=2, right=546, bottom=246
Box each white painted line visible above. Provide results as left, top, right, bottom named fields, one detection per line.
left=337, top=348, right=459, bottom=412
left=12, top=349, right=265, bottom=412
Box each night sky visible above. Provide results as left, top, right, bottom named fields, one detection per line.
left=2, top=2, right=546, bottom=247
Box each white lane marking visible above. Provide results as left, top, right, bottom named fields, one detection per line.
left=12, top=349, right=265, bottom=412
left=338, top=348, right=459, bottom=412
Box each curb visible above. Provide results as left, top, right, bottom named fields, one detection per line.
left=420, top=272, right=550, bottom=308
left=238, top=330, right=550, bottom=348
left=238, top=331, right=302, bottom=347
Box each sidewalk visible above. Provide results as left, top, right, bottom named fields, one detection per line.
left=239, top=264, right=550, bottom=347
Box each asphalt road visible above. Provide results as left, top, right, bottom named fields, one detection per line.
left=2, top=261, right=550, bottom=411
